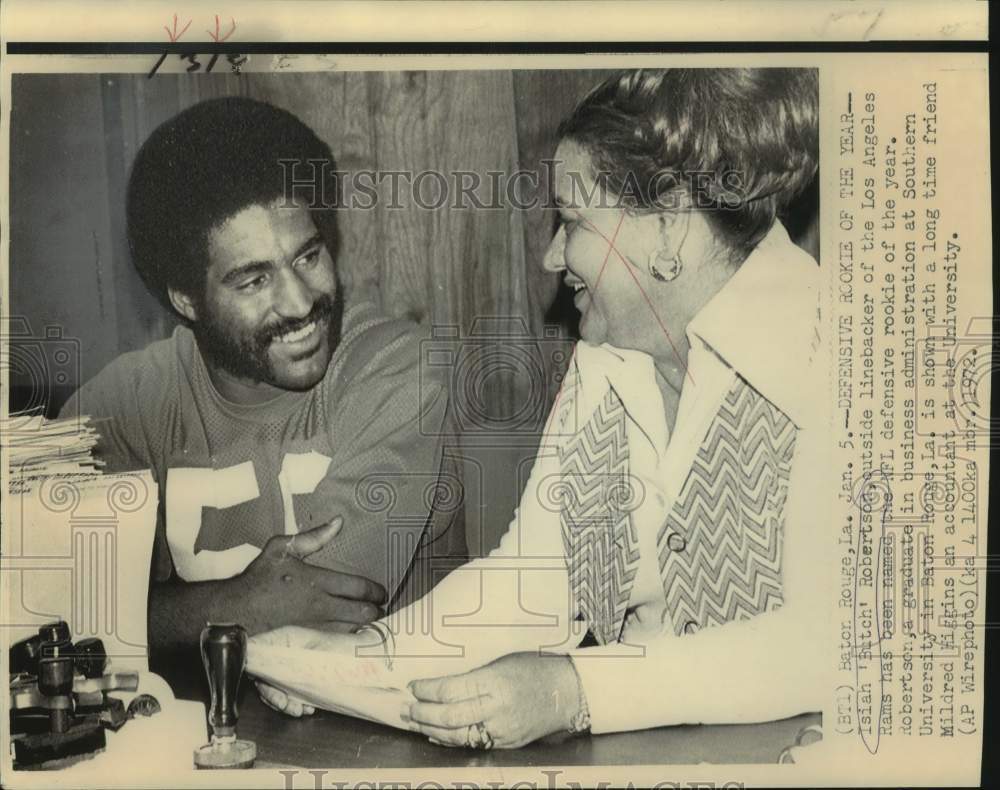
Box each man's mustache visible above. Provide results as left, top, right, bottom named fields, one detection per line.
left=256, top=294, right=336, bottom=347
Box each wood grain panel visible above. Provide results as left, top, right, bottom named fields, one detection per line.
left=422, top=70, right=533, bottom=421
left=426, top=71, right=529, bottom=331
left=101, top=76, right=175, bottom=359
left=370, top=71, right=431, bottom=324
left=337, top=72, right=380, bottom=302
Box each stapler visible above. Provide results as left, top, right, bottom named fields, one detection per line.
left=9, top=620, right=149, bottom=769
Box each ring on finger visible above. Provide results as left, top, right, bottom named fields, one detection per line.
left=465, top=721, right=494, bottom=750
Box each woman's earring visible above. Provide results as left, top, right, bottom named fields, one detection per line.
left=648, top=248, right=682, bottom=282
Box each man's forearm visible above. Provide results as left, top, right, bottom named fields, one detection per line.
left=147, top=576, right=258, bottom=655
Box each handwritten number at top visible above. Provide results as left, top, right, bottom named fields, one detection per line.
left=148, top=52, right=247, bottom=78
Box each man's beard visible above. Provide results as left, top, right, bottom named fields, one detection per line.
left=193, top=289, right=345, bottom=389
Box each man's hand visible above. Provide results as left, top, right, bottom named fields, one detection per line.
left=249, top=624, right=386, bottom=717
left=148, top=517, right=387, bottom=661
left=404, top=653, right=584, bottom=749
left=230, top=518, right=387, bottom=635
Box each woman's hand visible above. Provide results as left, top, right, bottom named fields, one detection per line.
left=404, top=653, right=583, bottom=749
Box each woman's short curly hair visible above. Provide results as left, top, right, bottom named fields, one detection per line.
left=126, top=96, right=339, bottom=314
left=558, top=68, right=818, bottom=259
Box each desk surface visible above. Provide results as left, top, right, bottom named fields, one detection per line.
left=235, top=692, right=820, bottom=768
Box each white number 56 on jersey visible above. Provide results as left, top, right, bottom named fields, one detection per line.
left=165, top=452, right=332, bottom=581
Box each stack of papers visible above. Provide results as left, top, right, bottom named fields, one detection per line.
left=4, top=412, right=104, bottom=493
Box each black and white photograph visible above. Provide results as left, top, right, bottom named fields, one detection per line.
left=0, top=3, right=991, bottom=788
left=5, top=62, right=821, bottom=761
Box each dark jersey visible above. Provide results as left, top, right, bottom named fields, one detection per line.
left=61, top=300, right=460, bottom=603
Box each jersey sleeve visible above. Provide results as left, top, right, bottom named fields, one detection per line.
left=59, top=348, right=174, bottom=582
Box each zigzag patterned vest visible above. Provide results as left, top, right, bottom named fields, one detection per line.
left=557, top=374, right=797, bottom=644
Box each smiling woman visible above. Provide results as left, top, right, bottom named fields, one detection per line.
left=253, top=67, right=826, bottom=754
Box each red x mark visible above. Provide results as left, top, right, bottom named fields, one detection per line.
left=577, top=211, right=695, bottom=387
left=546, top=208, right=694, bottom=430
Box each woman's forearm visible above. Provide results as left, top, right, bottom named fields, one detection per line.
left=571, top=603, right=825, bottom=733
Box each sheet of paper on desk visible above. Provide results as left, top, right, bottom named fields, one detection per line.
left=246, top=642, right=416, bottom=730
